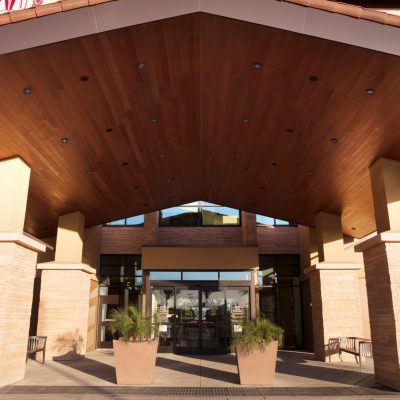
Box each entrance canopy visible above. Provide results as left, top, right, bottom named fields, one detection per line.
left=1, top=0, right=400, bottom=238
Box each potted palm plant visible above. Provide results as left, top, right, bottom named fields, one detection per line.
left=232, top=315, right=284, bottom=385
left=110, top=305, right=159, bottom=384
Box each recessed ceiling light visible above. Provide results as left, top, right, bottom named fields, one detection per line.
left=272, top=162, right=277, bottom=167
left=160, top=154, right=166, bottom=158
left=150, top=117, right=159, bottom=124
left=330, top=138, right=338, bottom=144
left=308, top=170, right=314, bottom=176
left=366, top=88, right=375, bottom=96
left=60, top=137, right=69, bottom=144
left=86, top=170, right=94, bottom=175
left=122, top=162, right=128, bottom=166
left=80, top=75, right=89, bottom=82
left=23, top=88, right=33, bottom=95
left=286, top=128, right=293, bottom=133
left=242, top=118, right=250, bottom=123
left=309, top=75, right=319, bottom=82
left=106, top=128, right=113, bottom=133
left=137, top=63, right=146, bottom=70
left=166, top=178, right=171, bottom=183
left=253, top=63, right=262, bottom=70
left=235, top=154, right=241, bottom=159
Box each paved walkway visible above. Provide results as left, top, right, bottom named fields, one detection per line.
left=0, top=350, right=399, bottom=399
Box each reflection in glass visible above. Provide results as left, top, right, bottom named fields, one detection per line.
left=159, top=201, right=240, bottom=226
left=149, top=271, right=181, bottom=280
left=219, top=271, right=251, bottom=281
left=182, top=271, right=218, bottom=280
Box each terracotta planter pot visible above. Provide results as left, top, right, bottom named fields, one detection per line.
left=113, top=339, right=158, bottom=384
left=236, top=340, right=278, bottom=385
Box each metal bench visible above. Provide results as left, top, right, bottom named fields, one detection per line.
left=27, top=336, right=47, bottom=364
left=329, top=337, right=372, bottom=370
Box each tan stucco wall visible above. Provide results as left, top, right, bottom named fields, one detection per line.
left=142, top=246, right=259, bottom=270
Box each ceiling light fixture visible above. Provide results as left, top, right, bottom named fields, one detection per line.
left=60, top=137, right=69, bottom=144
left=166, top=178, right=171, bottom=183
left=272, top=162, right=277, bottom=167
left=309, top=75, right=319, bottom=82
left=235, top=154, right=241, bottom=159
left=80, top=75, right=89, bottom=82
left=242, top=118, right=250, bottom=123
left=122, top=162, right=128, bottom=166
left=23, top=88, right=33, bottom=95
left=106, top=128, right=113, bottom=133
left=366, top=88, right=375, bottom=96
left=160, top=154, right=166, bottom=158
left=137, top=63, right=146, bottom=70
left=252, top=63, right=262, bottom=70
left=286, top=128, right=293, bottom=133
left=330, top=138, right=338, bottom=144
left=86, top=170, right=94, bottom=175
left=150, top=117, right=159, bottom=124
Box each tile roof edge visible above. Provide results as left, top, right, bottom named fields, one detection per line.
left=0, top=0, right=399, bottom=29
left=283, top=0, right=400, bottom=28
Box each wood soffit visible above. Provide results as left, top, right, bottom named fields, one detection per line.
left=1, top=0, right=400, bottom=28
left=0, top=13, right=400, bottom=239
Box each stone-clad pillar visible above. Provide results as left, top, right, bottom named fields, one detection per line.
left=0, top=157, right=46, bottom=386
left=37, top=212, right=96, bottom=361
left=355, top=157, right=400, bottom=391
left=307, top=212, right=365, bottom=361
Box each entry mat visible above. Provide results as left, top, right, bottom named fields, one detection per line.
left=0, top=386, right=399, bottom=397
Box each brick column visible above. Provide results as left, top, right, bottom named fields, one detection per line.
left=0, top=235, right=46, bottom=386
left=143, top=212, right=159, bottom=245
left=36, top=212, right=97, bottom=361
left=355, top=234, right=400, bottom=390
left=308, top=212, right=367, bottom=361
left=36, top=263, right=96, bottom=360
left=306, top=263, right=364, bottom=361
left=242, top=212, right=257, bottom=245
left=353, top=157, right=400, bottom=390
left=0, top=157, right=46, bottom=386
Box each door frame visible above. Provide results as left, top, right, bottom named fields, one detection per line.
left=150, top=281, right=252, bottom=354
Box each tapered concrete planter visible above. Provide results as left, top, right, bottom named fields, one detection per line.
left=236, top=340, right=278, bottom=385
left=113, top=339, right=158, bottom=385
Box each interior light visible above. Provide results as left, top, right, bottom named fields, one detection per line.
left=23, top=88, right=33, bottom=95
left=60, top=137, right=69, bottom=144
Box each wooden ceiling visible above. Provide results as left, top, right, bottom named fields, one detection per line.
left=1, top=12, right=400, bottom=238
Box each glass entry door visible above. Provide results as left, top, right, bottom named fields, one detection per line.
left=175, top=289, right=201, bottom=353
left=152, top=286, right=249, bottom=354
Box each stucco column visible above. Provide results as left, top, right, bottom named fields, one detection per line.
left=354, top=157, right=400, bottom=391
left=307, top=212, right=365, bottom=361
left=0, top=157, right=46, bottom=386
left=37, top=212, right=96, bottom=361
